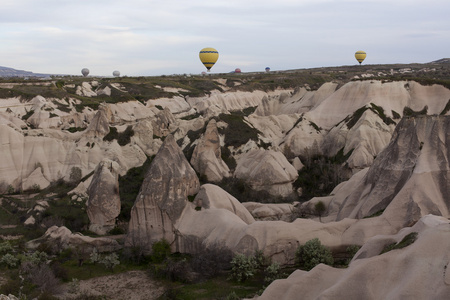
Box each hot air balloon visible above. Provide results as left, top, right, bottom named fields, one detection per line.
left=265, top=67, right=270, bottom=73
left=81, top=68, right=89, bottom=77
left=199, top=47, right=219, bottom=71
left=355, top=51, right=367, bottom=65
left=113, top=70, right=120, bottom=77
left=235, top=68, right=241, bottom=73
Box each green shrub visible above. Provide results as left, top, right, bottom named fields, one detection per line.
left=228, top=254, right=258, bottom=282
left=0, top=241, right=13, bottom=254
left=0, top=253, right=19, bottom=268
left=380, top=232, right=418, bottom=254
left=151, top=239, right=171, bottom=263
left=264, top=262, right=283, bottom=285
left=296, top=238, right=334, bottom=270
left=403, top=105, right=428, bottom=117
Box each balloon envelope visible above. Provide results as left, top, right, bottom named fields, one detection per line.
left=355, top=51, right=367, bottom=64
left=235, top=68, right=241, bottom=73
left=199, top=47, right=219, bottom=71
left=81, top=68, right=89, bottom=77
left=113, top=70, right=120, bottom=77
left=265, top=67, right=270, bottom=72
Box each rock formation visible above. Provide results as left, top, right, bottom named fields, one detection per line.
left=193, top=184, right=254, bottom=224
left=255, top=215, right=450, bottom=300
left=125, top=134, right=200, bottom=252
left=26, top=226, right=121, bottom=253
left=86, top=159, right=121, bottom=235
left=325, top=115, right=450, bottom=227
left=234, top=149, right=298, bottom=197
left=190, top=119, right=230, bottom=182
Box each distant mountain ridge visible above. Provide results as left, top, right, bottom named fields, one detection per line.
left=0, top=66, right=51, bottom=78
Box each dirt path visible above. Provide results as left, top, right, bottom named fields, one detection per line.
left=59, top=270, right=165, bottom=300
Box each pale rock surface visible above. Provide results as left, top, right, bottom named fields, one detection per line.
left=327, top=116, right=450, bottom=227
left=190, top=119, right=230, bottom=182
left=308, top=80, right=450, bottom=129
left=193, top=184, right=254, bottom=224
left=148, top=96, right=191, bottom=114
left=83, top=103, right=112, bottom=139
left=291, top=157, right=304, bottom=171
left=105, top=101, right=155, bottom=123
left=76, top=82, right=97, bottom=97
left=130, top=119, right=159, bottom=156
left=96, top=85, right=111, bottom=96
left=256, top=215, right=450, bottom=300
left=234, top=149, right=298, bottom=197
left=26, top=226, right=121, bottom=253
left=243, top=202, right=296, bottom=221
left=187, top=90, right=268, bottom=114
left=281, top=116, right=324, bottom=157
left=322, top=108, right=395, bottom=169
left=21, top=166, right=51, bottom=191
left=0, top=295, right=19, bottom=300
left=152, top=107, right=178, bottom=137
left=247, top=114, right=301, bottom=149
left=254, top=83, right=337, bottom=116
left=125, top=134, right=200, bottom=252
left=86, top=159, right=121, bottom=235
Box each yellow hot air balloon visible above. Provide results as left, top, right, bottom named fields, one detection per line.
left=199, top=47, right=219, bottom=71
left=355, top=51, right=367, bottom=65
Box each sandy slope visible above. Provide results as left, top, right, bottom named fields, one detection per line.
left=59, top=270, right=165, bottom=300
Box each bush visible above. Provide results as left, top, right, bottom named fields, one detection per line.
left=296, top=238, right=334, bottom=270
left=0, top=253, right=19, bottom=268
left=190, top=245, right=233, bottom=279
left=228, top=254, right=258, bottom=282
left=100, top=252, right=120, bottom=272
left=150, top=239, right=171, bottom=263
left=0, top=241, right=13, bottom=254
left=264, top=262, right=283, bottom=285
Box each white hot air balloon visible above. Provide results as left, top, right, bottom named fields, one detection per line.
left=113, top=70, right=120, bottom=77
left=81, top=68, right=89, bottom=77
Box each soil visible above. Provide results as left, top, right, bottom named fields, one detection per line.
left=58, top=270, right=165, bottom=300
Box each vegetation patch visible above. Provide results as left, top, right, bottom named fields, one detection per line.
left=440, top=99, right=450, bottom=115
left=380, top=232, right=418, bottom=254
left=403, top=105, right=428, bottom=117
left=369, top=103, right=396, bottom=126
left=103, top=125, right=134, bottom=146
left=295, top=238, right=334, bottom=271
left=392, top=110, right=401, bottom=119
left=118, top=156, right=153, bottom=221
left=217, top=113, right=261, bottom=148
left=294, top=148, right=352, bottom=201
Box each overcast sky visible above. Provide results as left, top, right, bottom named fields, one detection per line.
left=1, top=0, right=449, bottom=76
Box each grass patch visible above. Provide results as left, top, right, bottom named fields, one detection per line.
left=380, top=232, right=418, bottom=254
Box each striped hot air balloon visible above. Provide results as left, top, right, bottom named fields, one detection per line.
left=199, top=47, right=219, bottom=71
left=355, top=51, right=367, bottom=65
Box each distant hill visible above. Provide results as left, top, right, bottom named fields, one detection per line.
left=0, top=66, right=52, bottom=78
left=429, top=58, right=450, bottom=64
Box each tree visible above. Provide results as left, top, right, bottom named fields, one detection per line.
left=296, top=238, right=334, bottom=270
left=315, top=201, right=326, bottom=222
